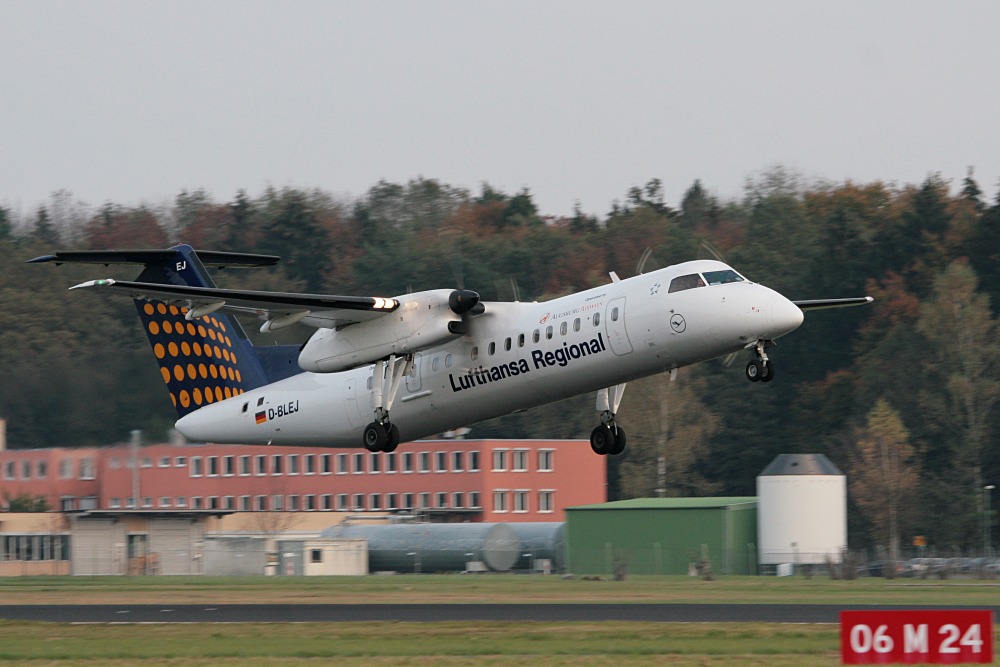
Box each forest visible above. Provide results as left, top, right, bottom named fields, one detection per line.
left=1, top=167, right=998, bottom=552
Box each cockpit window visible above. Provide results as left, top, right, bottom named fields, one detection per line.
left=668, top=273, right=706, bottom=293
left=703, top=270, right=744, bottom=286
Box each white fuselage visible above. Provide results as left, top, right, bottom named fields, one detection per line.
left=175, top=260, right=804, bottom=446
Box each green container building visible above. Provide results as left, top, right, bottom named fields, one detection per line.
left=565, top=497, right=758, bottom=575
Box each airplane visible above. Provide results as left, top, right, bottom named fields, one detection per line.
left=30, top=244, right=872, bottom=456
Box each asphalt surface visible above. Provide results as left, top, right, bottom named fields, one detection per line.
left=1, top=603, right=998, bottom=624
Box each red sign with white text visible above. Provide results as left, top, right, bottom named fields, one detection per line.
left=841, top=610, right=993, bottom=664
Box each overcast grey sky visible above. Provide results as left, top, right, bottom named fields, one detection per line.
left=3, top=1, right=1000, bottom=220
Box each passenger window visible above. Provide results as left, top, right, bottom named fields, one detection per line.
left=545, top=325, right=553, bottom=340
left=367, top=376, right=373, bottom=390
left=574, top=318, right=581, bottom=332
left=445, top=354, right=452, bottom=368
left=504, top=337, right=512, bottom=351
left=432, top=356, right=440, bottom=372
left=611, top=307, right=619, bottom=322
left=518, top=333, right=525, bottom=347
left=668, top=273, right=707, bottom=293
left=594, top=312, right=601, bottom=326
left=471, top=346, right=478, bottom=361
left=533, top=329, right=540, bottom=343
left=488, top=342, right=495, bottom=355
left=560, top=322, right=567, bottom=336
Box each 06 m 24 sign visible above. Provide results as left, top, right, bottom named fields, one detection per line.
left=841, top=610, right=993, bottom=664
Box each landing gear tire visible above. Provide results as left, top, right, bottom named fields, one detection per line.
left=609, top=426, right=627, bottom=456
left=363, top=422, right=387, bottom=452
left=746, top=360, right=763, bottom=382
left=759, top=362, right=774, bottom=383
left=384, top=424, right=401, bottom=452
left=590, top=424, right=615, bottom=455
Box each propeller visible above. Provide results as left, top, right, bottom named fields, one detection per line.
left=449, top=289, right=484, bottom=316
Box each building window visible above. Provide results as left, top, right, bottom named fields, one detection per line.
left=255, top=455, right=267, bottom=475
left=110, top=497, right=122, bottom=509
left=190, top=457, right=203, bottom=477
left=271, top=454, right=283, bottom=475
left=452, top=492, right=464, bottom=508
left=142, top=497, right=153, bottom=508
left=337, top=453, right=348, bottom=474
left=469, top=491, right=480, bottom=508
left=385, top=452, right=397, bottom=473
left=223, top=455, right=235, bottom=476
left=311, top=549, right=323, bottom=564
left=288, top=454, right=299, bottom=475
left=468, top=451, right=480, bottom=472
left=493, top=490, right=508, bottom=512
left=353, top=494, right=364, bottom=510
left=419, top=452, right=430, bottom=473
left=538, top=449, right=554, bottom=472
left=240, top=496, right=251, bottom=511
left=402, top=452, right=414, bottom=473
left=492, top=449, right=508, bottom=472
left=287, top=495, right=299, bottom=511
left=174, top=456, right=187, bottom=467
left=254, top=496, right=266, bottom=511
left=370, top=494, right=381, bottom=510
left=369, top=453, right=381, bottom=473
left=539, top=490, right=554, bottom=513
left=59, top=459, right=72, bottom=479
left=352, top=453, right=364, bottom=474
left=386, top=493, right=398, bottom=510
left=336, top=494, right=348, bottom=511
left=109, top=458, right=121, bottom=471
left=403, top=493, right=414, bottom=510
left=158, top=456, right=171, bottom=468
left=419, top=492, right=430, bottom=509
left=435, top=451, right=447, bottom=472
left=304, top=454, right=315, bottom=475
left=239, top=455, right=251, bottom=476
left=61, top=497, right=75, bottom=512
left=305, top=494, right=316, bottom=511
left=223, top=496, right=234, bottom=510
left=192, top=497, right=203, bottom=509
left=176, top=496, right=188, bottom=508
left=207, top=456, right=219, bottom=476
left=20, top=460, right=31, bottom=480
left=513, top=490, right=528, bottom=513
left=208, top=496, right=219, bottom=510
left=322, top=494, right=333, bottom=510
left=321, top=454, right=332, bottom=474
left=80, top=457, right=95, bottom=480
left=435, top=492, right=447, bottom=508
left=450, top=452, right=464, bottom=472
left=512, top=449, right=528, bottom=472
left=271, top=495, right=283, bottom=511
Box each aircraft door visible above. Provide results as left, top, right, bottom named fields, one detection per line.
left=342, top=377, right=364, bottom=429
left=605, top=297, right=634, bottom=356
left=405, top=355, right=422, bottom=392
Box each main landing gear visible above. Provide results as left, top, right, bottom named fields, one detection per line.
left=591, top=383, right=627, bottom=456
left=745, top=340, right=775, bottom=383
left=362, top=354, right=412, bottom=453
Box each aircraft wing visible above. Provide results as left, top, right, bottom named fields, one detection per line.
left=793, top=297, right=874, bottom=311
left=70, top=278, right=399, bottom=329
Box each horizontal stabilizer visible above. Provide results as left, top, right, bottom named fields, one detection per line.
left=27, top=249, right=280, bottom=269
left=793, top=296, right=874, bottom=311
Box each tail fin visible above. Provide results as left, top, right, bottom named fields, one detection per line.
left=30, top=244, right=302, bottom=418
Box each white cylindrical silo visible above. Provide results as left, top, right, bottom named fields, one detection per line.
left=757, top=453, right=846, bottom=567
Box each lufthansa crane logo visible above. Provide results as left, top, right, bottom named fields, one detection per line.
left=669, top=313, right=686, bottom=333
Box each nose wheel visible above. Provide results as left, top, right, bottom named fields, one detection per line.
left=745, top=340, right=775, bottom=383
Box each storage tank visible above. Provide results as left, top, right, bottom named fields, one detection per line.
left=509, top=522, right=565, bottom=571
left=323, top=523, right=521, bottom=572
left=757, top=453, right=846, bottom=568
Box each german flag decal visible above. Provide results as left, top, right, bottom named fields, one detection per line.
left=255, top=411, right=267, bottom=425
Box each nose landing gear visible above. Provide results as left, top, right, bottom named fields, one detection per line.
left=745, top=340, right=775, bottom=383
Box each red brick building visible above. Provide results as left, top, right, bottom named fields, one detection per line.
left=0, top=439, right=605, bottom=522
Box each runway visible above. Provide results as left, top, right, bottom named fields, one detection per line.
left=2, top=603, right=999, bottom=624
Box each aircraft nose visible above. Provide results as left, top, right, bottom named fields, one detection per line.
left=769, top=297, right=804, bottom=337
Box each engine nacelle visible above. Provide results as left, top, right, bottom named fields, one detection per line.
left=298, top=289, right=464, bottom=372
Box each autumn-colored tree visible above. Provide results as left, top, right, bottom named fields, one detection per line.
left=849, top=399, right=919, bottom=568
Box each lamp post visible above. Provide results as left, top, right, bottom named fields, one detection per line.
left=984, top=485, right=995, bottom=556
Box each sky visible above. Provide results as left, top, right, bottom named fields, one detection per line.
left=3, top=1, right=1000, bottom=221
